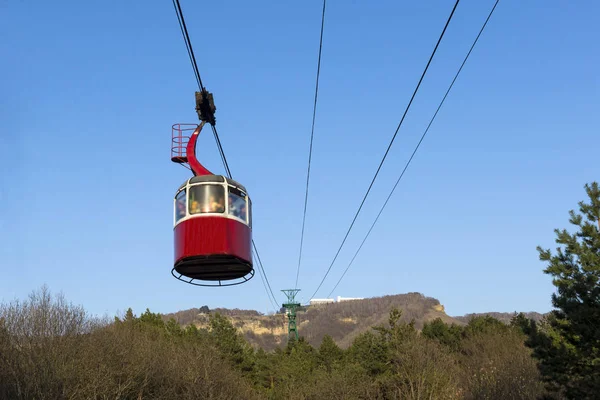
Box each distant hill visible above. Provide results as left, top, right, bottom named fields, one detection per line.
left=162, top=293, right=547, bottom=350
left=296, top=293, right=460, bottom=348
left=164, top=293, right=459, bottom=350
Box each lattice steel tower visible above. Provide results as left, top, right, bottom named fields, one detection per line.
left=281, top=289, right=301, bottom=340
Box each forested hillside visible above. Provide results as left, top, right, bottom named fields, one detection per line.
left=0, top=286, right=549, bottom=399
left=454, top=311, right=546, bottom=325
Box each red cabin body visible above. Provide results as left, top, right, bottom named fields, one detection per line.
left=173, top=175, right=253, bottom=282
left=171, top=123, right=254, bottom=285
left=174, top=216, right=251, bottom=280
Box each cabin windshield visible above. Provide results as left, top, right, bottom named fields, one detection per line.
left=189, top=184, right=225, bottom=214
left=228, top=187, right=248, bottom=222
left=175, top=189, right=186, bottom=223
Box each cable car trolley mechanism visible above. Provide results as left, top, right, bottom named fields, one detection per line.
left=170, top=89, right=254, bottom=286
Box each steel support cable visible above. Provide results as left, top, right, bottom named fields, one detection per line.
left=295, top=0, right=327, bottom=290
left=172, top=0, right=228, bottom=171
left=172, top=0, right=204, bottom=90
left=326, top=0, right=500, bottom=298
left=172, top=0, right=234, bottom=180
left=210, top=124, right=232, bottom=178
left=307, top=0, right=461, bottom=301
left=172, top=0, right=280, bottom=306
left=209, top=125, right=278, bottom=307
left=209, top=116, right=278, bottom=309
left=254, top=253, right=278, bottom=310
left=211, top=126, right=277, bottom=306
left=173, top=10, right=200, bottom=89
left=253, top=240, right=279, bottom=308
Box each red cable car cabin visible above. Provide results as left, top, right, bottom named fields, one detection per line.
left=171, top=122, right=253, bottom=286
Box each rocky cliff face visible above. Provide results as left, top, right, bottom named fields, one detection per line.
left=189, top=312, right=289, bottom=350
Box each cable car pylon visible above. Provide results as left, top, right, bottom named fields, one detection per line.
left=281, top=289, right=301, bottom=341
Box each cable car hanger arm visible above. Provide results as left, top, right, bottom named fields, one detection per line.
left=186, top=121, right=213, bottom=176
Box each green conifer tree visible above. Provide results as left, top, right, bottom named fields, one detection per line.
left=208, top=313, right=255, bottom=373
left=138, top=308, right=164, bottom=328
left=421, top=317, right=463, bottom=351
left=528, top=182, right=600, bottom=399
left=125, top=307, right=135, bottom=322
left=318, top=335, right=343, bottom=374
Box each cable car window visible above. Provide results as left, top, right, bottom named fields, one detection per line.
left=189, top=184, right=225, bottom=214
left=228, top=188, right=247, bottom=222
left=175, top=189, right=186, bottom=222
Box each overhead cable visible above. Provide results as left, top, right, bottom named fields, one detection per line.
left=295, top=0, right=328, bottom=290
left=172, top=0, right=279, bottom=306
left=308, top=0, right=462, bottom=301
left=326, top=0, right=501, bottom=297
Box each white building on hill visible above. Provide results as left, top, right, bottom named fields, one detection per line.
left=309, top=298, right=335, bottom=305
left=337, top=296, right=364, bottom=302
left=309, top=296, right=364, bottom=306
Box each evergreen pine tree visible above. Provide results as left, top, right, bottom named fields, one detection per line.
left=528, top=182, right=600, bottom=399
left=422, top=317, right=463, bottom=351
left=208, top=313, right=255, bottom=373
left=318, top=335, right=343, bottom=374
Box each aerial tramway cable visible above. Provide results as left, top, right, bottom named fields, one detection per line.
left=326, top=0, right=501, bottom=297
left=172, top=0, right=230, bottom=176
left=308, top=0, right=462, bottom=301
left=295, top=0, right=327, bottom=291
left=254, top=253, right=278, bottom=310
left=172, top=0, right=279, bottom=307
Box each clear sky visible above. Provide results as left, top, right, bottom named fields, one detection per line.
left=1, top=1, right=598, bottom=319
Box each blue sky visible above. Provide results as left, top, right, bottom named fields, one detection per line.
left=1, top=0, right=598, bottom=319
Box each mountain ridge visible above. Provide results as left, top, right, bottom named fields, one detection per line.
left=162, top=292, right=549, bottom=350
